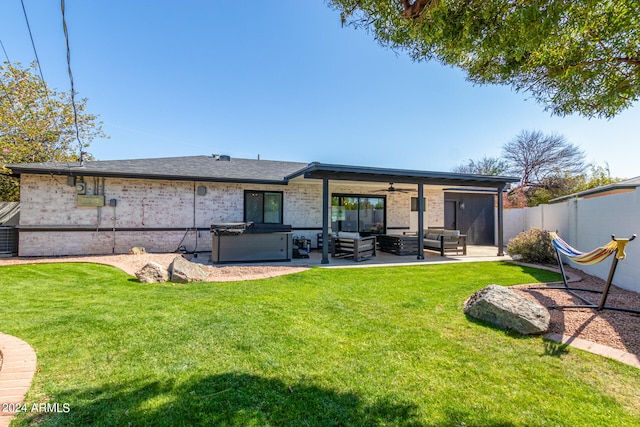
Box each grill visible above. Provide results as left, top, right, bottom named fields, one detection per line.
left=210, top=222, right=292, bottom=263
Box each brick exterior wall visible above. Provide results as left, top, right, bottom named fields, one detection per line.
left=18, top=174, right=446, bottom=256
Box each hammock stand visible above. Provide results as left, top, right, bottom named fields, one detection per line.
left=543, top=232, right=638, bottom=314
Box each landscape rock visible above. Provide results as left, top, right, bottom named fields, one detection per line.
left=169, top=255, right=208, bottom=283
left=129, top=247, right=147, bottom=255
left=464, top=284, right=550, bottom=335
left=135, top=261, right=169, bottom=283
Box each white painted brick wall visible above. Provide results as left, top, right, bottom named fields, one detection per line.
left=18, top=174, right=448, bottom=256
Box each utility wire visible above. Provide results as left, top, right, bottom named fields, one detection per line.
left=0, top=39, right=13, bottom=101
left=0, top=39, right=11, bottom=65
left=60, top=0, right=84, bottom=165
left=20, top=0, right=45, bottom=83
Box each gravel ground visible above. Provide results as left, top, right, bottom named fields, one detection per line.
left=512, top=264, right=640, bottom=356
left=1, top=254, right=639, bottom=356
left=0, top=253, right=309, bottom=282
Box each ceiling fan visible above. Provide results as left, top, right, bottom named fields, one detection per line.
left=375, top=183, right=416, bottom=194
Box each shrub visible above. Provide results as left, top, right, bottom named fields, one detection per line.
left=507, top=228, right=556, bottom=264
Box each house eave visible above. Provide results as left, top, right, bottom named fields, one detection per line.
left=7, top=166, right=289, bottom=186
left=285, top=162, right=519, bottom=188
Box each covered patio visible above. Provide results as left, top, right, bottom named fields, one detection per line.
left=285, top=162, right=520, bottom=264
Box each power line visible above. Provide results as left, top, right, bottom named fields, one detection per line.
left=60, top=0, right=84, bottom=165
left=0, top=38, right=13, bottom=104
left=20, top=0, right=45, bottom=83
left=0, top=39, right=11, bottom=65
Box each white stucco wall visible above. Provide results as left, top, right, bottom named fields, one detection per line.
left=18, top=175, right=445, bottom=256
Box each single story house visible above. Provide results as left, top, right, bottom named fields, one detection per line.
left=6, top=155, right=519, bottom=263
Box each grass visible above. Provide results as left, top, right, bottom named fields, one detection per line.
left=0, top=261, right=639, bottom=426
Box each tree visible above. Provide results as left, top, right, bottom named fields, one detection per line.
left=0, top=62, right=106, bottom=201
left=502, top=130, right=586, bottom=189
left=330, top=1, right=640, bottom=118
left=458, top=129, right=590, bottom=206
left=452, top=156, right=509, bottom=175
left=572, top=163, right=622, bottom=194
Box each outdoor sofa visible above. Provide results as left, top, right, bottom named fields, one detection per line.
left=423, top=228, right=467, bottom=256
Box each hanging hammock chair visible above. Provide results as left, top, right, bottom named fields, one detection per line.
left=540, top=232, right=638, bottom=314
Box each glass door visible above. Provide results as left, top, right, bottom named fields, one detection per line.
left=331, top=195, right=386, bottom=235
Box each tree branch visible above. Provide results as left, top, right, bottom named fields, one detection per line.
left=578, top=57, right=640, bottom=68
left=401, top=0, right=436, bottom=19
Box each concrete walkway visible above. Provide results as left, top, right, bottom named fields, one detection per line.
left=544, top=333, right=640, bottom=368
left=0, top=333, right=37, bottom=427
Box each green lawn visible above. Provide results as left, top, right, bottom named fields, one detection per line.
left=0, top=261, right=639, bottom=426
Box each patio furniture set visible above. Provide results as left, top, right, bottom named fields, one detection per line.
left=323, top=228, right=467, bottom=262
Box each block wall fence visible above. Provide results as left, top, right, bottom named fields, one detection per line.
left=18, top=174, right=444, bottom=256
left=503, top=188, right=640, bottom=293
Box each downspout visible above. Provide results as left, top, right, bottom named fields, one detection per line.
left=193, top=182, right=199, bottom=252
left=417, top=183, right=425, bottom=260
left=112, top=202, right=117, bottom=254
left=321, top=178, right=329, bottom=264
left=497, top=185, right=505, bottom=256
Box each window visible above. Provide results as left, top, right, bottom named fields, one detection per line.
left=411, top=197, right=427, bottom=212
left=244, top=191, right=283, bottom=224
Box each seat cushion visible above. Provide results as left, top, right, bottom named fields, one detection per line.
left=442, top=229, right=460, bottom=237
left=337, top=231, right=361, bottom=239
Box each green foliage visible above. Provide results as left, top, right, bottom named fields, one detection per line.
left=331, top=0, right=640, bottom=118
left=1, top=262, right=639, bottom=425
left=572, top=163, right=623, bottom=193
left=0, top=62, right=107, bottom=201
left=507, top=228, right=556, bottom=263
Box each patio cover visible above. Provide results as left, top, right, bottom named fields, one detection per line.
left=286, top=162, right=520, bottom=264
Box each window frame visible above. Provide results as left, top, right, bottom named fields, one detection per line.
left=243, top=190, right=284, bottom=224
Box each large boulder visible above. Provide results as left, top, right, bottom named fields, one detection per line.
left=169, top=255, right=209, bottom=283
left=135, top=261, right=169, bottom=283
left=464, top=285, right=550, bottom=335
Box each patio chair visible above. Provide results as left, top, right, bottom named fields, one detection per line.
left=331, top=232, right=376, bottom=262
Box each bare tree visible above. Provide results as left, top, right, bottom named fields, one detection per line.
left=502, top=130, right=586, bottom=188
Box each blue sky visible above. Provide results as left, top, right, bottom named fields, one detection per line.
left=2, top=0, right=639, bottom=178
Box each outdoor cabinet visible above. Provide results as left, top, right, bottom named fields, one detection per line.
left=211, top=231, right=293, bottom=263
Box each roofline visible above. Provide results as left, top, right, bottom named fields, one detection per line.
left=550, top=184, right=638, bottom=203
left=285, top=162, right=520, bottom=188
left=7, top=166, right=289, bottom=186
left=7, top=159, right=521, bottom=188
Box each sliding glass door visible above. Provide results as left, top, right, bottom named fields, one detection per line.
left=331, top=195, right=386, bottom=235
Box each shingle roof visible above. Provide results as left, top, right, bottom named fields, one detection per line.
left=6, top=155, right=521, bottom=188
left=6, top=155, right=310, bottom=184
